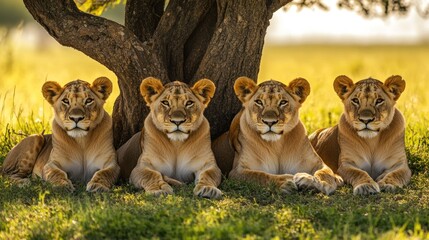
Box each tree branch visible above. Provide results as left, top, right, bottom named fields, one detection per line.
left=125, top=0, right=164, bottom=43
left=267, top=0, right=294, bottom=13
left=23, top=0, right=165, bottom=80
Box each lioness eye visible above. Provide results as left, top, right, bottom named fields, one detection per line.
left=351, top=98, right=359, bottom=105
left=279, top=100, right=288, bottom=106
left=255, top=99, right=263, bottom=106
left=62, top=98, right=69, bottom=105
left=161, top=100, right=170, bottom=107
left=85, top=98, right=94, bottom=105
left=375, top=98, right=384, bottom=105
left=186, top=101, right=194, bottom=107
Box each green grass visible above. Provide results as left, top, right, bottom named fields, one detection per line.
left=1, top=34, right=429, bottom=238
left=1, top=177, right=429, bottom=239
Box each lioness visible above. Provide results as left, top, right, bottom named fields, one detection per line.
left=213, top=77, right=342, bottom=195
left=1, top=77, right=119, bottom=192
left=124, top=77, right=222, bottom=199
left=309, top=75, right=411, bottom=195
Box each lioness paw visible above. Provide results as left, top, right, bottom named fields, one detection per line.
left=279, top=179, right=298, bottom=194
left=353, top=182, right=380, bottom=195
left=147, top=184, right=174, bottom=197
left=379, top=183, right=397, bottom=192
left=294, top=173, right=337, bottom=195
left=335, top=174, right=344, bottom=187
left=293, top=173, right=316, bottom=190
left=10, top=176, right=31, bottom=187
left=378, top=181, right=399, bottom=192
left=53, top=179, right=75, bottom=192
left=194, top=185, right=223, bottom=199
left=86, top=181, right=110, bottom=192
left=148, top=189, right=173, bottom=197
left=314, top=180, right=337, bottom=195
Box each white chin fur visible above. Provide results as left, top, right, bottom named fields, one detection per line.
left=357, top=130, right=378, bottom=139
left=167, top=132, right=189, bottom=142
left=261, top=133, right=282, bottom=142
left=67, top=129, right=88, bottom=138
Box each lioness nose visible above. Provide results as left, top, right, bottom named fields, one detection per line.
left=170, top=119, right=185, bottom=126
left=262, top=119, right=278, bottom=127
left=359, top=118, right=375, bottom=124
left=69, top=116, right=84, bottom=123
left=359, top=109, right=375, bottom=124
left=170, top=111, right=186, bottom=126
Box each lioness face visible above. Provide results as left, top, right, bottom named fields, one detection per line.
left=234, top=77, right=310, bottom=142
left=42, top=77, right=112, bottom=138
left=140, top=77, right=215, bottom=141
left=334, top=75, right=405, bottom=138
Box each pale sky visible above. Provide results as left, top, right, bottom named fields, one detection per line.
left=8, top=2, right=429, bottom=46
left=266, top=4, right=429, bottom=44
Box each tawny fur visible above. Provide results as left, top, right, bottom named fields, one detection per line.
left=1, top=77, right=119, bottom=192
left=117, top=131, right=143, bottom=180
left=127, top=77, right=222, bottom=199
left=309, top=75, right=411, bottom=195
left=213, top=76, right=342, bottom=195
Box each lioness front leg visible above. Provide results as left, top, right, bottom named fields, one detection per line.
left=376, top=163, right=411, bottom=192
left=43, top=162, right=75, bottom=191
left=230, top=169, right=297, bottom=194
left=194, top=164, right=222, bottom=199
left=130, top=165, right=173, bottom=196
left=87, top=161, right=120, bottom=192
left=338, top=163, right=379, bottom=195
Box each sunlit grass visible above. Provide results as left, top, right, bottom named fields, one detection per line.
left=1, top=30, right=429, bottom=238
left=0, top=29, right=117, bottom=127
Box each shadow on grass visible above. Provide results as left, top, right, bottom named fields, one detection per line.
left=219, top=176, right=429, bottom=238
left=407, top=149, right=429, bottom=176
left=1, top=172, right=429, bottom=239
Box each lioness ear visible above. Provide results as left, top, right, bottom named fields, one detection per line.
left=288, top=78, right=310, bottom=103
left=234, top=76, right=257, bottom=103
left=91, top=77, right=113, bottom=100
left=140, top=77, right=164, bottom=105
left=384, top=75, right=405, bottom=101
left=333, top=75, right=354, bottom=100
left=42, top=81, right=63, bottom=105
left=191, top=78, right=216, bottom=106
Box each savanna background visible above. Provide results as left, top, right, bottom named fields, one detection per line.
left=1, top=1, right=429, bottom=239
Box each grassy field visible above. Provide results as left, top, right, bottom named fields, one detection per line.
left=1, top=31, right=429, bottom=238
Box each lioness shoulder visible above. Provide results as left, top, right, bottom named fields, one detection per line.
left=1, top=77, right=119, bottom=192
left=309, top=75, right=411, bottom=195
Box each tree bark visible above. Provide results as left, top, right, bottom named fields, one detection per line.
left=23, top=0, right=291, bottom=148
left=125, top=0, right=164, bottom=43
left=192, top=0, right=272, bottom=139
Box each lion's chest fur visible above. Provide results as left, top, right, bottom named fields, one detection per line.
left=143, top=122, right=213, bottom=183
left=339, top=113, right=407, bottom=180
left=59, top=149, right=109, bottom=183
left=237, top=121, right=320, bottom=175
left=149, top=147, right=202, bottom=183
left=45, top=123, right=115, bottom=184
left=342, top=138, right=405, bottom=180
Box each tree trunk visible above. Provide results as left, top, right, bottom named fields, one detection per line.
left=23, top=0, right=292, bottom=148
